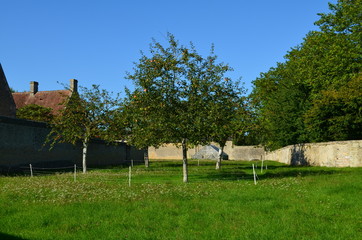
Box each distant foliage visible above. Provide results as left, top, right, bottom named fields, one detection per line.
left=16, top=104, right=53, bottom=123
left=250, top=0, right=362, bottom=150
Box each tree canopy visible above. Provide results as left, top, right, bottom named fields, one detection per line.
left=122, top=33, right=247, bottom=180
left=47, top=85, right=120, bottom=173
left=250, top=0, right=362, bottom=150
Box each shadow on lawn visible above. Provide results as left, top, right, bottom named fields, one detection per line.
left=259, top=168, right=339, bottom=179
left=0, top=233, right=28, bottom=240
left=198, top=166, right=341, bottom=182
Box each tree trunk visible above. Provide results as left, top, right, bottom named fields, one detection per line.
left=182, top=138, right=188, bottom=183
left=82, top=139, right=89, bottom=173
left=216, top=144, right=225, bottom=170
left=144, top=150, right=149, bottom=168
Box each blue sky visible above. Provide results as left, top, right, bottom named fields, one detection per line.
left=1, top=0, right=335, bottom=95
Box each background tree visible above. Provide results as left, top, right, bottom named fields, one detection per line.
left=47, top=85, right=120, bottom=173
left=123, top=33, right=244, bottom=182
left=250, top=0, right=361, bottom=149
left=304, top=73, right=362, bottom=141
left=16, top=104, right=53, bottom=123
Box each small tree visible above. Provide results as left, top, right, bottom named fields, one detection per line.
left=16, top=104, right=53, bottom=123
left=207, top=79, right=248, bottom=170
left=124, top=33, right=243, bottom=182
left=47, top=85, right=120, bottom=173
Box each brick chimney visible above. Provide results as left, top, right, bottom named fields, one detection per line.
left=30, top=81, right=38, bottom=95
left=70, top=79, right=78, bottom=93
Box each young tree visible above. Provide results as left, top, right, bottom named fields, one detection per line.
left=47, top=85, right=120, bottom=173
left=124, top=33, right=243, bottom=182
left=207, top=78, right=248, bottom=170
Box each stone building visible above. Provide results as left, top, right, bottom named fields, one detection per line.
left=0, top=64, right=16, bottom=118
left=12, top=79, right=78, bottom=115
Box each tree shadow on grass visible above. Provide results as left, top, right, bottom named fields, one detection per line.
left=259, top=168, right=339, bottom=180
left=193, top=170, right=251, bottom=181
left=196, top=166, right=342, bottom=182
left=0, top=233, right=28, bottom=240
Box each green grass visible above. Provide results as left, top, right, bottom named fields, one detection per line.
left=0, top=160, right=361, bottom=240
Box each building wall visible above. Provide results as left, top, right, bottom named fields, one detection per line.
left=0, top=116, right=145, bottom=169
left=265, top=140, right=362, bottom=167
left=0, top=64, right=16, bottom=118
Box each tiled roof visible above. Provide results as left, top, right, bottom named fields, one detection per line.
left=12, top=90, right=72, bottom=115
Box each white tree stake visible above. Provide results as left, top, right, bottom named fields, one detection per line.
left=129, top=166, right=132, bottom=187
left=74, top=164, right=77, bottom=182
left=261, top=159, right=264, bottom=173
left=30, top=164, right=33, bottom=177
left=131, top=159, right=134, bottom=167
left=252, top=164, right=257, bottom=185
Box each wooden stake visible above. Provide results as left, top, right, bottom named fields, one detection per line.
left=30, top=164, right=33, bottom=177
left=74, top=164, right=77, bottom=182
left=252, top=164, right=257, bottom=185
left=129, top=166, right=132, bottom=187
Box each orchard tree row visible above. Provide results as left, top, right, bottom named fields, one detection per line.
left=44, top=34, right=249, bottom=182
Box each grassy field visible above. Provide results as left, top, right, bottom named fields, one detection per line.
left=0, top=160, right=361, bottom=240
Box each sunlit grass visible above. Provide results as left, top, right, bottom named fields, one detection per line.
left=0, top=160, right=361, bottom=240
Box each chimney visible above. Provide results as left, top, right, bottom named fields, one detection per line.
left=70, top=79, right=78, bottom=93
left=30, top=81, right=38, bottom=95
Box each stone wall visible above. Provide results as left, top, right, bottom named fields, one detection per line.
left=149, top=139, right=362, bottom=167
left=5, top=113, right=358, bottom=168
left=0, top=116, right=145, bottom=169
left=265, top=140, right=362, bottom=167
left=148, top=141, right=265, bottom=161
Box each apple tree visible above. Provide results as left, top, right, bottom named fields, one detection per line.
left=124, top=33, right=246, bottom=181
left=47, top=85, right=121, bottom=173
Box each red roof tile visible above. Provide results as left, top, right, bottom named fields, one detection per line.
left=12, top=90, right=72, bottom=115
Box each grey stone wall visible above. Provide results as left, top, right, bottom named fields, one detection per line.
left=149, top=139, right=362, bottom=167
left=265, top=141, right=362, bottom=167
left=0, top=116, right=145, bottom=169
left=148, top=141, right=265, bottom=161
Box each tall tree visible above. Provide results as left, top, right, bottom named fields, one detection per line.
left=304, top=73, right=362, bottom=141
left=124, top=33, right=244, bottom=181
left=47, top=85, right=120, bottom=173
left=251, top=0, right=361, bottom=149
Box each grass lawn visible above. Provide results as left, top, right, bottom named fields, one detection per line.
left=0, top=160, right=361, bottom=240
